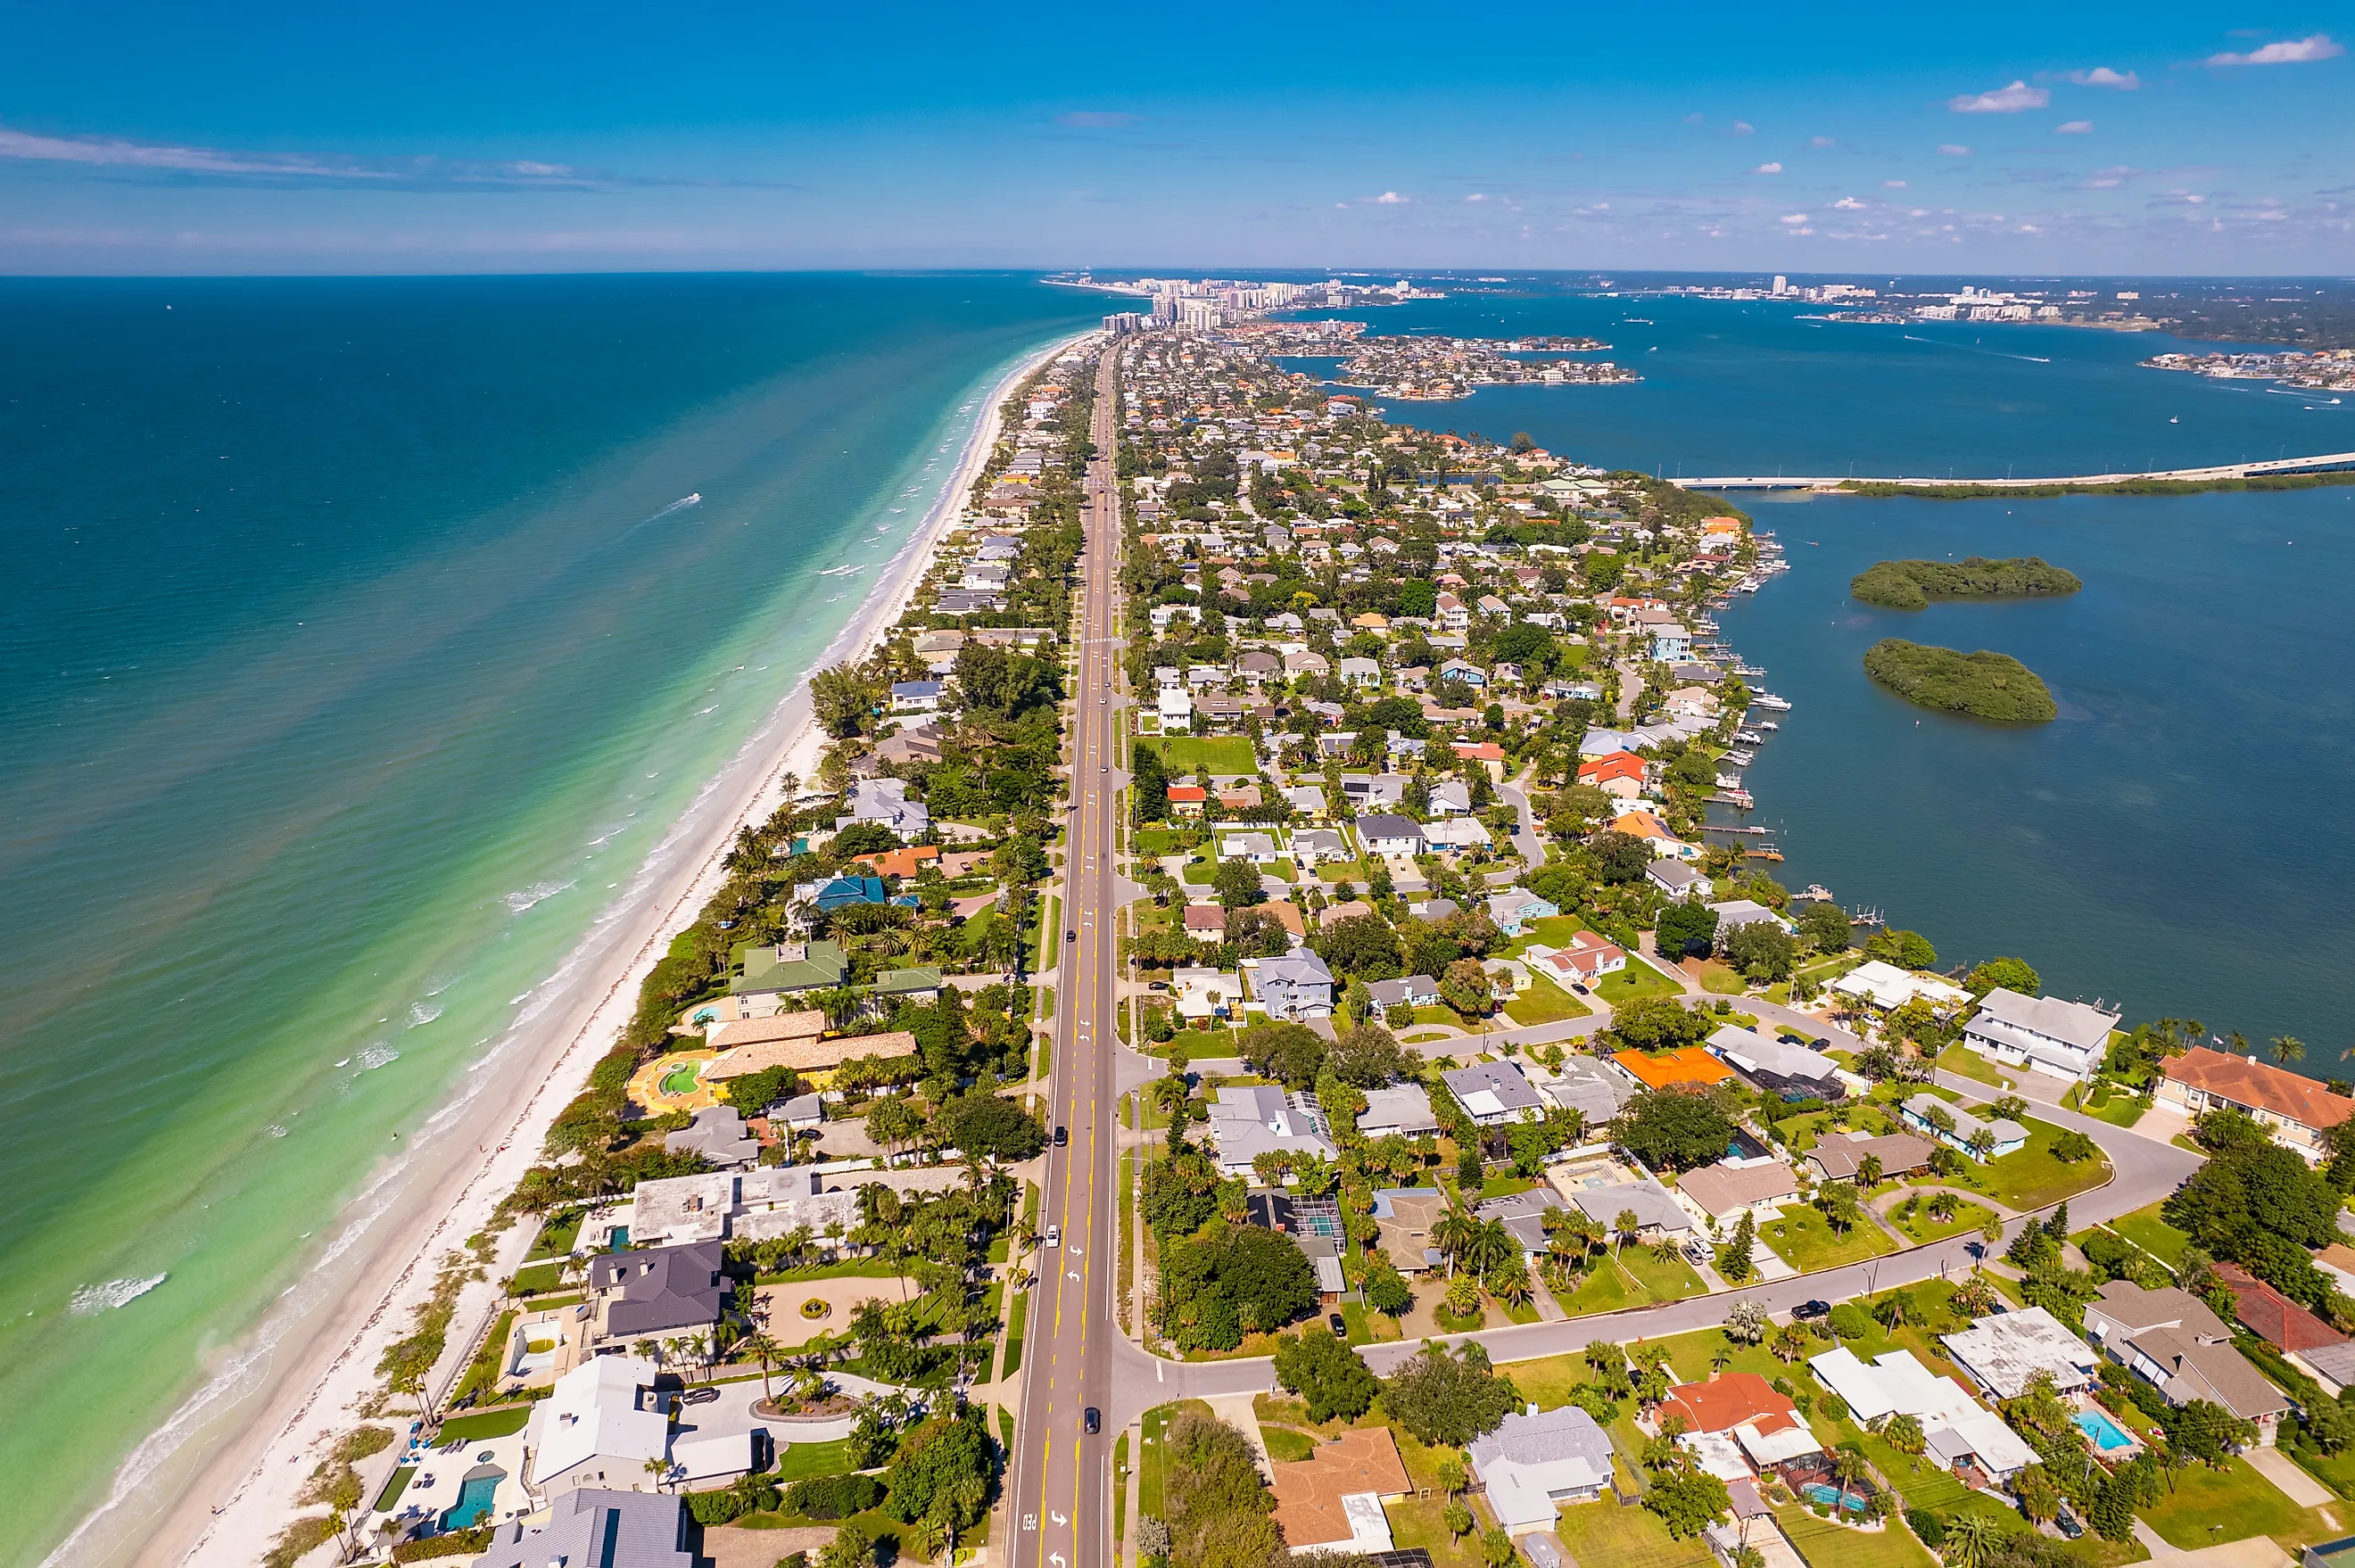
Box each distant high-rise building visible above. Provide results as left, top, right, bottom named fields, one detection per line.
left=1150, top=294, right=1178, bottom=326
left=1177, top=299, right=1222, bottom=330
left=1103, top=311, right=1147, bottom=335
left=1772, top=275, right=1789, bottom=296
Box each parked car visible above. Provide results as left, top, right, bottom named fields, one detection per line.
left=1054, top=1125, right=1070, bottom=1147
left=1045, top=1226, right=1061, bottom=1249
left=1793, top=1300, right=1831, bottom=1322
left=1328, top=1313, right=1349, bottom=1340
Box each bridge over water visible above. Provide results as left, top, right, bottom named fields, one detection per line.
left=1668, top=449, right=2355, bottom=491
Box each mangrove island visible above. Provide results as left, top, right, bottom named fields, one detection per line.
left=1851, top=555, right=2083, bottom=611
left=1863, top=638, right=2058, bottom=722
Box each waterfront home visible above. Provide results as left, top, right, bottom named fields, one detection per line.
left=1367, top=974, right=1441, bottom=1013
left=1205, top=1084, right=1338, bottom=1176
left=1371, top=1187, right=1449, bottom=1273
left=2082, top=1280, right=2291, bottom=1443
left=1675, top=1160, right=1800, bottom=1230
left=1610, top=1046, right=1735, bottom=1093
left=663, top=1106, right=758, bottom=1168
left=730, top=941, right=849, bottom=1017
left=1254, top=946, right=1336, bottom=1021
left=1359, top=1084, right=1440, bottom=1139
left=1662, top=685, right=1718, bottom=721
left=1830, top=959, right=1971, bottom=1015
left=1466, top=1407, right=1616, bottom=1527
left=1941, top=1305, right=2100, bottom=1399
left=1578, top=750, right=1648, bottom=798
left=1531, top=930, right=1629, bottom=990
left=1606, top=809, right=1699, bottom=861
left=1706, top=899, right=1787, bottom=950
left=1647, top=861, right=1712, bottom=899
left=1442, top=1060, right=1547, bottom=1126
left=1804, top=1131, right=1932, bottom=1184
left=585, top=1242, right=725, bottom=1353
left=475, top=1490, right=690, bottom=1568
left=852, top=844, right=941, bottom=880
left=842, top=777, right=930, bottom=838
left=797, top=873, right=889, bottom=914
left=1483, top=887, right=1560, bottom=937
left=1269, top=1428, right=1411, bottom=1555
left=889, top=679, right=945, bottom=714
left=1355, top=813, right=1426, bottom=857
left=1960, top=988, right=2120, bottom=1085
left=522, top=1358, right=672, bottom=1500
left=1171, top=967, right=1242, bottom=1023
left=1649, top=623, right=1692, bottom=662
left=2156, top=1045, right=2355, bottom=1162
left=1707, top=1026, right=1843, bottom=1102
left=1900, top=1092, right=2027, bottom=1159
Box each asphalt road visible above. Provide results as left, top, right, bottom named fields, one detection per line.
left=1006, top=344, right=1125, bottom=1568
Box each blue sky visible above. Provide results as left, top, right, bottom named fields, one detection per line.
left=1, top=1, right=2347, bottom=275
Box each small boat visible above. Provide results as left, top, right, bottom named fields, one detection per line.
left=2169, top=416, right=2179, bottom=425
left=1724, top=749, right=1756, bottom=766
left=1715, top=772, right=1746, bottom=789
left=1731, top=664, right=1764, bottom=677
left=1794, top=884, right=1835, bottom=903
left=1753, top=692, right=1793, bottom=711
left=1734, top=729, right=1764, bottom=744
left=1754, top=719, right=1779, bottom=730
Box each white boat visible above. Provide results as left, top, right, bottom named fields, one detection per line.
left=1717, top=788, right=1754, bottom=808
left=1794, top=884, right=1834, bottom=903
left=1715, top=772, right=1746, bottom=789
left=1752, top=692, right=1792, bottom=711
left=1734, top=729, right=1764, bottom=744
left=1754, top=719, right=1779, bottom=730
left=1731, top=664, right=1764, bottom=677
left=1724, top=749, right=1756, bottom=766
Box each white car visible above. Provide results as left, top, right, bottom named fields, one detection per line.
left=1045, top=1226, right=1062, bottom=1249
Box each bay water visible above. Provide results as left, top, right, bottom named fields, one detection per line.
left=0, top=273, right=1097, bottom=1564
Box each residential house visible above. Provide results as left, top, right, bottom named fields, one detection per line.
left=1171, top=967, right=1243, bottom=1023
left=797, top=873, right=889, bottom=915
left=1270, top=1429, right=1413, bottom=1555
left=1831, top=960, right=1971, bottom=1015
left=1662, top=685, right=1719, bottom=721
left=1338, top=656, right=1383, bottom=689
left=1359, top=1084, right=1440, bottom=1139
left=1610, top=1046, right=1735, bottom=1093
left=1466, top=1406, right=1617, bottom=1529
left=1284, top=648, right=1332, bottom=680
left=521, top=1357, right=673, bottom=1498
left=1660, top=1374, right=1822, bottom=1480
left=1158, top=687, right=1194, bottom=732
left=2215, top=1262, right=2349, bottom=1361
left=1707, top=899, right=1787, bottom=950
left=1341, top=773, right=1409, bottom=810
left=1474, top=1186, right=1568, bottom=1259
left=1367, top=974, right=1442, bottom=1013
left=1707, top=1026, right=1845, bottom=1103
left=1166, top=784, right=1207, bottom=817
left=889, top=680, right=945, bottom=714
left=1647, top=861, right=1713, bottom=900
left=730, top=942, right=848, bottom=1018
left=1900, top=1093, right=2027, bottom=1159
left=852, top=844, right=941, bottom=880
left=1442, top=1060, right=1548, bottom=1126
left=1429, top=780, right=1474, bottom=816
left=1254, top=947, right=1336, bottom=1021
left=1941, top=1305, right=2100, bottom=1399
left=1483, top=887, right=1560, bottom=938
left=2083, top=1280, right=2293, bottom=1444
left=475, top=1490, right=690, bottom=1568
left=842, top=777, right=930, bottom=838
left=1205, top=1085, right=1338, bottom=1176
left=1355, top=813, right=1426, bottom=857
left=1649, top=623, right=1692, bottom=661
left=1530, top=1055, right=1635, bottom=1125
left=1422, top=817, right=1492, bottom=853
left=1437, top=657, right=1487, bottom=689
left=1181, top=904, right=1231, bottom=945
left=1960, top=988, right=2121, bottom=1085
left=1807, top=1347, right=2037, bottom=1481
left=2156, top=1046, right=2355, bottom=1162
left=584, top=1242, right=725, bottom=1353
left=1607, top=810, right=1698, bottom=861
left=664, top=1106, right=759, bottom=1168
left=1454, top=739, right=1508, bottom=780
left=1805, top=1131, right=1933, bottom=1184
left=1371, top=1188, right=1450, bottom=1273
left=1218, top=830, right=1284, bottom=865
left=1560, top=1176, right=1695, bottom=1238
left=1675, top=1161, right=1801, bottom=1230
left=1530, top=931, right=1628, bottom=991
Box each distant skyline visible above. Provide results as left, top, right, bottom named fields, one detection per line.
left=2, top=1, right=2349, bottom=275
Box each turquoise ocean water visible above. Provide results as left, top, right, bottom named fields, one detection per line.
left=1338, top=286, right=2354, bottom=1055
left=0, top=274, right=1098, bottom=1564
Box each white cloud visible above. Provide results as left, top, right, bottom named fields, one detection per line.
left=1375, top=190, right=1409, bottom=203
left=1910, top=208, right=1932, bottom=217
left=1465, top=193, right=1489, bottom=202
left=2206, top=34, right=2343, bottom=64
left=1755, top=161, right=1783, bottom=174
left=1780, top=212, right=1810, bottom=224
left=1834, top=196, right=1868, bottom=210
left=1948, top=80, right=2051, bottom=112
left=0, top=125, right=632, bottom=189
left=2057, top=120, right=2095, bottom=133
left=1732, top=121, right=1755, bottom=136
left=1885, top=178, right=1909, bottom=188
left=2066, top=67, right=2142, bottom=87
left=1812, top=136, right=1837, bottom=147
left=1938, top=144, right=1973, bottom=156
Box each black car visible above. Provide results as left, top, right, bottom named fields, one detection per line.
left=1083, top=1407, right=1102, bottom=1435
left=1328, top=1313, right=1349, bottom=1340
left=1054, top=1125, right=1069, bottom=1147
left=1066, top=928, right=1077, bottom=943
left=2055, top=1506, right=2084, bottom=1540
left=1793, top=1299, right=1832, bottom=1322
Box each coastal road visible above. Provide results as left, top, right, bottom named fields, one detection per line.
left=1006, top=342, right=1125, bottom=1568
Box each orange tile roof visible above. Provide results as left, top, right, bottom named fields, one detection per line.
left=1610, top=810, right=1673, bottom=840
left=1269, top=1428, right=1410, bottom=1549
left=2162, top=1046, right=2355, bottom=1133
left=1612, top=1047, right=1733, bottom=1090
left=854, top=845, right=942, bottom=879
left=1660, top=1373, right=1804, bottom=1438
left=1580, top=752, right=1647, bottom=783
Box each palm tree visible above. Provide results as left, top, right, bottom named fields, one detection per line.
left=1927, top=1191, right=1959, bottom=1222
left=643, top=1456, right=671, bottom=1493
left=1433, top=1210, right=1482, bottom=1279
left=1771, top=1323, right=1811, bottom=1364
left=1435, top=1454, right=1469, bottom=1498
left=1615, top=1207, right=1641, bottom=1257
left=1711, top=1342, right=1733, bottom=1376
left=1941, top=1512, right=2000, bottom=1568
left=1584, top=1339, right=1624, bottom=1383
left=2273, top=1035, right=2307, bottom=1066
left=1885, top=1413, right=1926, bottom=1458
left=746, top=1333, right=784, bottom=1404
left=1857, top=1152, right=1884, bottom=1187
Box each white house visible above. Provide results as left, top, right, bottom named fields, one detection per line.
left=1941, top=1306, right=2100, bottom=1399
left=1442, top=1061, right=1546, bottom=1126
left=1171, top=967, right=1242, bottom=1023
left=1157, top=687, right=1194, bottom=733
left=1900, top=1093, right=2027, bottom=1159
left=1962, top=989, right=2120, bottom=1084
left=1359, top=1085, right=1441, bottom=1139
left=1205, top=1085, right=1338, bottom=1176
left=1218, top=831, right=1284, bottom=865
left=1832, top=960, right=1971, bottom=1014
left=523, top=1356, right=671, bottom=1498
left=1466, top=1407, right=1617, bottom=1529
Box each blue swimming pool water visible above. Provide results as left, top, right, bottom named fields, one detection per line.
left=1801, top=1481, right=1868, bottom=1511
left=437, top=1471, right=501, bottom=1534
left=2074, top=1409, right=2135, bottom=1451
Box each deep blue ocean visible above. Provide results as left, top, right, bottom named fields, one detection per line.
left=0, top=273, right=1100, bottom=1565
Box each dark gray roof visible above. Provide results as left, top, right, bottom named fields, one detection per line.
left=474, top=1488, right=690, bottom=1568
left=591, top=1241, right=726, bottom=1338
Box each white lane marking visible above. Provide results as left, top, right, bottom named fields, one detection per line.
left=1053, top=1512, right=1070, bottom=1527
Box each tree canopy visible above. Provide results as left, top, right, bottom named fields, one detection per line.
left=1615, top=1088, right=1737, bottom=1172
left=1273, top=1328, right=1380, bottom=1423
left=1379, top=1342, right=1521, bottom=1448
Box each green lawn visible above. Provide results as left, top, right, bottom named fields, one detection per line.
left=1556, top=1262, right=1638, bottom=1316
left=436, top=1405, right=533, bottom=1444
left=773, top=1437, right=857, bottom=1483
left=1691, top=959, right=1750, bottom=996
left=1934, top=1043, right=2012, bottom=1087
left=373, top=1466, right=416, bottom=1514
left=1140, top=736, right=1258, bottom=777
left=2105, top=1200, right=2192, bottom=1268
left=509, top=1261, right=566, bottom=1296
left=1112, top=1432, right=1129, bottom=1543
left=1002, top=1289, right=1031, bottom=1375
left=1134, top=828, right=1189, bottom=856
left=1778, top=1505, right=1938, bottom=1568
left=1138, top=1400, right=1210, bottom=1521
left=1969, top=1118, right=2111, bottom=1210
left=1553, top=1498, right=1717, bottom=1568
left=525, top=1210, right=583, bottom=1259
left=1886, top=1197, right=1996, bottom=1245
left=1552, top=1247, right=1706, bottom=1317
left=2139, top=1457, right=2334, bottom=1550
left=1260, top=1425, right=1318, bottom=1463
left=1503, top=971, right=1593, bottom=1026
left=1618, top=1246, right=1709, bottom=1303
left=1596, top=954, right=1685, bottom=1004
left=1178, top=858, right=1216, bottom=886
left=1503, top=915, right=1591, bottom=957
left=1383, top=1495, right=1485, bottom=1568
left=1760, top=1205, right=1899, bottom=1273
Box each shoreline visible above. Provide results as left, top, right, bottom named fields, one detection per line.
left=60, top=326, right=1087, bottom=1568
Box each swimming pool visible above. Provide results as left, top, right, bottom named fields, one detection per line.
left=2074, top=1408, right=2136, bottom=1452
left=657, top=1060, right=702, bottom=1096
left=437, top=1467, right=502, bottom=1533
left=1801, top=1481, right=1869, bottom=1512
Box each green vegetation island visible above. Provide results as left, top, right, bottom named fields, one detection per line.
left=1863, top=638, right=2058, bottom=722
left=1851, top=556, right=2083, bottom=611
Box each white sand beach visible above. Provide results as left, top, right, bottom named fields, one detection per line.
left=64, top=328, right=1092, bottom=1568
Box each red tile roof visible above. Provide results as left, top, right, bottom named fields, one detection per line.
left=2163, top=1046, right=2355, bottom=1133
left=1659, top=1373, right=1805, bottom=1438
left=2218, top=1262, right=2347, bottom=1353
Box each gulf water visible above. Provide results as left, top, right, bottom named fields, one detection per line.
left=1336, top=286, right=2353, bottom=1052
left=0, top=273, right=1098, bottom=1564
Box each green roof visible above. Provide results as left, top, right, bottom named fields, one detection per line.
left=732, top=940, right=847, bottom=995
left=865, top=967, right=946, bottom=997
